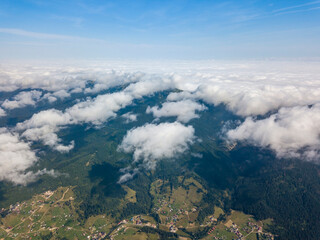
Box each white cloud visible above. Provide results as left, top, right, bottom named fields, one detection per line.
left=124, top=75, right=173, bottom=98
left=16, top=109, right=73, bottom=129
left=2, top=60, right=319, bottom=118
left=70, top=87, right=83, bottom=93
left=15, top=92, right=132, bottom=151
left=0, top=108, right=6, bottom=117
left=119, top=122, right=195, bottom=170
left=66, top=91, right=134, bottom=125
left=1, top=89, right=71, bottom=110
left=0, top=63, right=141, bottom=92
left=0, top=28, right=69, bottom=40
left=168, top=79, right=320, bottom=117
left=16, top=109, right=74, bottom=152
left=45, top=95, right=58, bottom=103
left=194, top=83, right=320, bottom=117
left=2, top=60, right=320, bottom=165
left=0, top=28, right=104, bottom=42
left=146, top=99, right=207, bottom=123
left=21, top=126, right=75, bottom=153
left=0, top=128, right=37, bottom=184
left=65, top=74, right=173, bottom=126
left=14, top=75, right=174, bottom=151
left=32, top=168, right=64, bottom=179
left=53, top=89, right=70, bottom=99
left=0, top=127, right=66, bottom=185
left=272, top=1, right=320, bottom=14
left=227, top=104, right=320, bottom=161
left=117, top=167, right=139, bottom=184
left=42, top=89, right=71, bottom=102
left=2, top=90, right=42, bottom=109
left=122, top=112, right=138, bottom=123
left=167, top=61, right=320, bottom=117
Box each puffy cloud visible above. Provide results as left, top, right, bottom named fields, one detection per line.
left=15, top=92, right=133, bottom=151
left=167, top=91, right=196, bottom=102
left=15, top=75, right=174, bottom=151
left=70, top=87, right=83, bottom=93
left=2, top=60, right=320, bottom=165
left=2, top=89, right=71, bottom=110
left=2, top=90, right=42, bottom=109
left=66, top=91, right=134, bottom=125
left=0, top=63, right=141, bottom=92
left=45, top=95, right=58, bottom=103
left=146, top=100, right=207, bottom=123
left=21, top=126, right=75, bottom=153
left=117, top=167, right=139, bottom=184
left=194, top=84, right=320, bottom=117
left=122, top=112, right=138, bottom=123
left=0, top=108, right=6, bottom=117
left=66, top=75, right=174, bottom=125
left=124, top=75, right=173, bottom=98
left=52, top=89, right=71, bottom=99
left=4, top=60, right=319, bottom=117
left=42, top=89, right=71, bottom=103
left=16, top=109, right=73, bottom=129
left=119, top=122, right=195, bottom=170
left=168, top=61, right=320, bottom=117
left=0, top=128, right=37, bottom=184
left=0, top=127, right=66, bottom=185
left=16, top=109, right=74, bottom=152
left=165, top=61, right=320, bottom=162
left=227, top=104, right=320, bottom=161
left=168, top=82, right=320, bottom=117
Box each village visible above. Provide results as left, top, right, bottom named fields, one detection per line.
left=106, top=209, right=275, bottom=240
left=202, top=215, right=274, bottom=240
left=0, top=181, right=275, bottom=240
left=0, top=187, right=111, bottom=240
left=110, top=177, right=275, bottom=240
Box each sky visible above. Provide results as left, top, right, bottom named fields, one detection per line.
left=0, top=0, right=320, bottom=60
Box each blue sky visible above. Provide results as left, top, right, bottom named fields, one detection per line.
left=0, top=0, right=320, bottom=60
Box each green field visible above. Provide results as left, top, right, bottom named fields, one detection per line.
left=0, top=187, right=114, bottom=240
left=0, top=178, right=274, bottom=240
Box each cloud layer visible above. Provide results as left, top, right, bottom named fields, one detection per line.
left=2, top=60, right=320, bottom=118
left=168, top=61, right=320, bottom=117
left=15, top=74, right=175, bottom=152
left=1, top=60, right=320, bottom=183
left=0, top=63, right=141, bottom=92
